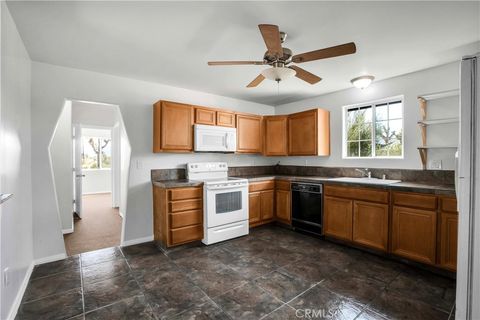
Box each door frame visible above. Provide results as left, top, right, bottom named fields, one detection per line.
left=73, top=124, right=118, bottom=209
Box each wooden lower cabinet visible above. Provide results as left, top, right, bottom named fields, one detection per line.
left=275, top=180, right=291, bottom=224
left=249, top=192, right=261, bottom=225
left=439, top=210, right=458, bottom=271
left=275, top=190, right=291, bottom=224
left=170, top=225, right=203, bottom=245
left=261, top=190, right=275, bottom=220
left=391, top=206, right=437, bottom=265
left=324, top=196, right=353, bottom=241
left=153, top=185, right=203, bottom=247
left=248, top=181, right=275, bottom=227
left=353, top=201, right=389, bottom=251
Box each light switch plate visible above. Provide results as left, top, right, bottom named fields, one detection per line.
left=428, top=159, right=442, bottom=170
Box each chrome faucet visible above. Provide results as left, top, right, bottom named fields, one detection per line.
left=355, top=168, right=372, bottom=178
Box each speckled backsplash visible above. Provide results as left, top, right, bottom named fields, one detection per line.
left=273, top=165, right=455, bottom=185
left=151, top=165, right=454, bottom=185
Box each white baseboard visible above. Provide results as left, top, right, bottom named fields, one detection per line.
left=34, top=253, right=67, bottom=266
left=121, top=235, right=154, bottom=247
left=7, top=262, right=34, bottom=320
left=82, top=191, right=111, bottom=195
left=62, top=228, right=74, bottom=234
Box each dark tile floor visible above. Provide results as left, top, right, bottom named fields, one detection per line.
left=16, top=225, right=456, bottom=320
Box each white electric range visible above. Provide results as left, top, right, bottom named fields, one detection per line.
left=186, top=162, right=249, bottom=245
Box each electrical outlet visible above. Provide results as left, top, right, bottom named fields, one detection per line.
left=136, top=160, right=143, bottom=170
left=3, top=267, right=9, bottom=288
left=428, top=159, right=442, bottom=170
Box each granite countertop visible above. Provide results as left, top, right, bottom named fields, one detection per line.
left=152, top=179, right=203, bottom=188
left=152, top=175, right=455, bottom=195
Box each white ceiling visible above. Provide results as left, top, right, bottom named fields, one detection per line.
left=7, top=1, right=480, bottom=106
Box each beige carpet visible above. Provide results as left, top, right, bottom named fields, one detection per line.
left=64, top=193, right=122, bottom=256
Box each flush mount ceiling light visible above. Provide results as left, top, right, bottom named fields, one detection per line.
left=351, top=75, right=375, bottom=89
left=261, top=66, right=296, bottom=82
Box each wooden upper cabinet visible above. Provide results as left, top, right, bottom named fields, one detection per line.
left=217, top=111, right=236, bottom=127
left=264, top=116, right=288, bottom=156
left=391, top=206, right=437, bottom=265
left=195, top=107, right=216, bottom=125
left=353, top=201, right=389, bottom=252
left=288, top=108, right=330, bottom=156
left=324, top=196, right=353, bottom=241
left=236, top=113, right=263, bottom=153
left=153, top=101, right=194, bottom=153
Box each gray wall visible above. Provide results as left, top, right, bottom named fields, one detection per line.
left=273, top=62, right=460, bottom=170
left=0, top=3, right=33, bottom=319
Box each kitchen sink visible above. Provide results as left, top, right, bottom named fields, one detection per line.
left=329, top=177, right=402, bottom=185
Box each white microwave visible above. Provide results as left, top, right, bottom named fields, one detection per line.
left=194, top=124, right=236, bottom=153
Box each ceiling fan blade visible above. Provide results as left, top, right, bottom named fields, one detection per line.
left=246, top=74, right=265, bottom=88
left=258, top=24, right=283, bottom=58
left=292, top=42, right=357, bottom=64
left=208, top=61, right=265, bottom=66
left=289, top=66, right=322, bottom=84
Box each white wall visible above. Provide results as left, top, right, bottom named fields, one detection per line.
left=48, top=101, right=73, bottom=232
left=274, top=62, right=460, bottom=170
left=0, top=3, right=33, bottom=319
left=30, top=61, right=275, bottom=259
left=72, top=101, right=119, bottom=127
left=83, top=170, right=111, bottom=194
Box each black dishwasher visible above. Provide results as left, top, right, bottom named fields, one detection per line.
left=291, top=182, right=323, bottom=236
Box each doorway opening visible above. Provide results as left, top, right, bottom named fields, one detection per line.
left=48, top=100, right=131, bottom=256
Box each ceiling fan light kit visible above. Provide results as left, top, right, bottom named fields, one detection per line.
left=351, top=75, right=375, bottom=89
left=207, top=24, right=357, bottom=88
left=261, top=66, right=296, bottom=82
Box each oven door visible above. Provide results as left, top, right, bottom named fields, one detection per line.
left=205, top=184, right=248, bottom=228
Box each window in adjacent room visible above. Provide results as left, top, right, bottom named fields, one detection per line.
left=81, top=136, right=112, bottom=169
left=343, top=97, right=403, bottom=158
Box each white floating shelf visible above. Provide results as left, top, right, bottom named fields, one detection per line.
left=418, top=89, right=459, bottom=101
left=417, top=118, right=459, bottom=126
left=417, top=146, right=458, bottom=149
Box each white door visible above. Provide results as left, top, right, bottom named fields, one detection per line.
left=73, top=125, right=84, bottom=218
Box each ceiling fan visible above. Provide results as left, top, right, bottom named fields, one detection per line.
left=208, top=24, right=356, bottom=88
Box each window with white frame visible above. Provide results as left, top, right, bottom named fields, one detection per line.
left=343, top=97, right=403, bottom=158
